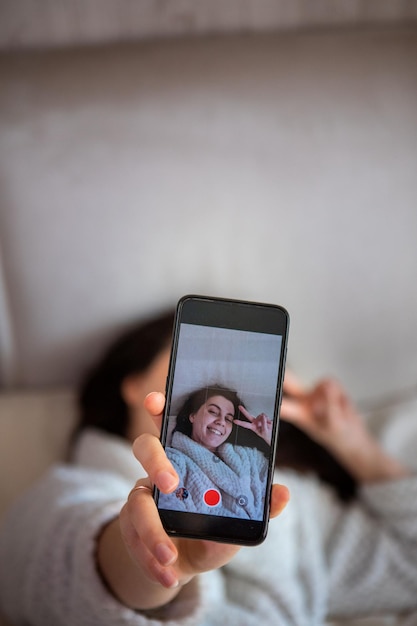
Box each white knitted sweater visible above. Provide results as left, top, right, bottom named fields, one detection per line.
left=1, top=428, right=417, bottom=626
left=158, top=431, right=268, bottom=518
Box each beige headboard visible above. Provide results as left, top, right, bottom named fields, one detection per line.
left=0, top=8, right=416, bottom=403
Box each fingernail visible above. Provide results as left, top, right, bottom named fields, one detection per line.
left=155, top=542, right=176, bottom=566
left=157, top=471, right=178, bottom=493
left=159, top=569, right=179, bottom=588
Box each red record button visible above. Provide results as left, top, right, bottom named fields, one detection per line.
left=203, top=489, right=221, bottom=507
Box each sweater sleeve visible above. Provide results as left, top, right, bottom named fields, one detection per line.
left=325, top=474, right=417, bottom=619
left=0, top=466, right=212, bottom=626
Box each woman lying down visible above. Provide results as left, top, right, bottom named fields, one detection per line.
left=0, top=310, right=416, bottom=626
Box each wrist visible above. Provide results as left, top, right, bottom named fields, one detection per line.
left=97, top=517, right=182, bottom=611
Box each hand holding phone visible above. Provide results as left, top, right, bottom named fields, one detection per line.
left=118, top=391, right=290, bottom=599
left=156, top=295, right=290, bottom=546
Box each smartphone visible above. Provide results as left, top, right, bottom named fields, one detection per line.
left=156, top=294, right=289, bottom=546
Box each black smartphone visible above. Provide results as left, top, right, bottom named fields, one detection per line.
left=156, top=294, right=289, bottom=546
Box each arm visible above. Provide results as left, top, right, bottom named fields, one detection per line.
left=0, top=468, right=162, bottom=626
left=0, top=438, right=288, bottom=626
left=281, top=373, right=417, bottom=617
left=322, top=472, right=417, bottom=617
left=280, top=372, right=410, bottom=484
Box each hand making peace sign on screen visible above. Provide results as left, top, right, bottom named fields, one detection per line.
left=234, top=405, right=273, bottom=446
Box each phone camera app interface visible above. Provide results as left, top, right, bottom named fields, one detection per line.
left=158, top=322, right=282, bottom=521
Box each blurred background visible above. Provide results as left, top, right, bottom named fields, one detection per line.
left=0, top=1, right=416, bottom=406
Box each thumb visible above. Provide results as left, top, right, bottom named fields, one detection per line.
left=269, top=484, right=290, bottom=519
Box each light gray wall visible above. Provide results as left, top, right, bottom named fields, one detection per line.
left=0, top=26, right=416, bottom=402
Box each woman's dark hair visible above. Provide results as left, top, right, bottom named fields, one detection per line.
left=174, top=384, right=245, bottom=444
left=276, top=418, right=357, bottom=502
left=74, top=309, right=175, bottom=439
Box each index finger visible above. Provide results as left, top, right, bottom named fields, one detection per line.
left=283, top=370, right=306, bottom=398
left=280, top=397, right=309, bottom=424
left=238, top=405, right=254, bottom=422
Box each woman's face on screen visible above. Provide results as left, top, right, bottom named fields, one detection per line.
left=189, top=395, right=235, bottom=451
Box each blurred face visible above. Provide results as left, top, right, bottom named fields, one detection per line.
left=124, top=347, right=171, bottom=441
left=189, top=395, right=235, bottom=452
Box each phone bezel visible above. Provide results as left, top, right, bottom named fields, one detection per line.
left=156, top=294, right=289, bottom=546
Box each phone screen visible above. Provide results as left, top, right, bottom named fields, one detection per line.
left=156, top=295, right=289, bottom=545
